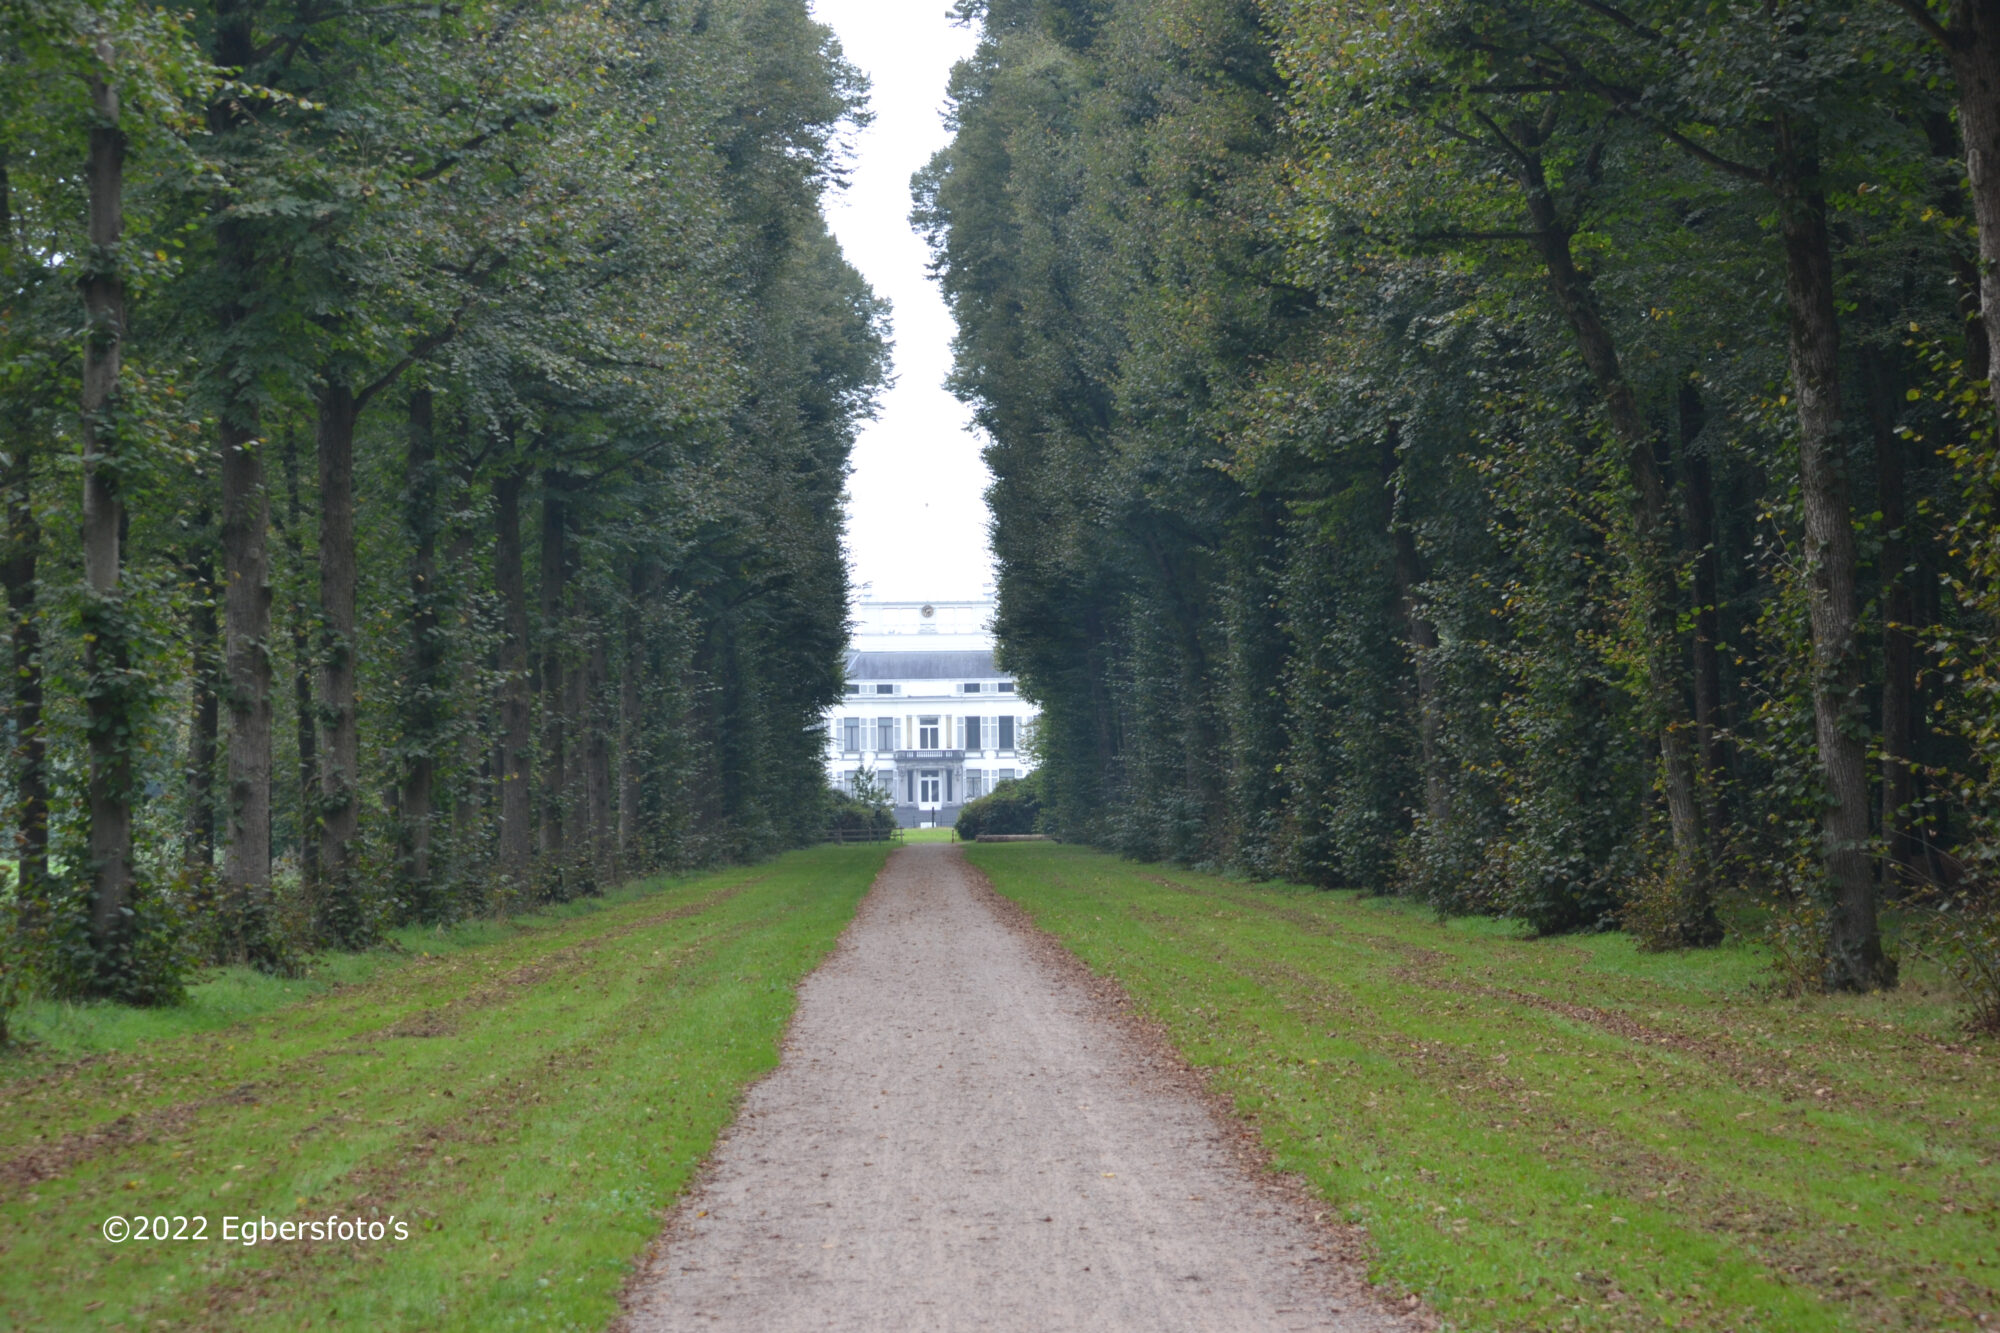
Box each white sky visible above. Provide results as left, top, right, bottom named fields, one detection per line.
left=813, top=0, right=994, bottom=604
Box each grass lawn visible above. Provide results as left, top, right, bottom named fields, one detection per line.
left=966, top=842, right=2000, bottom=1333
left=0, top=844, right=889, bottom=1330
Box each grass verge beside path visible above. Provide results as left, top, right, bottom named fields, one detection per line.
left=0, top=844, right=889, bottom=1330
left=967, top=843, right=2000, bottom=1333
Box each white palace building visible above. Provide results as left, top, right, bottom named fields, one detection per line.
left=826, top=599, right=1040, bottom=828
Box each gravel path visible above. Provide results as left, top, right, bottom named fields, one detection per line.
left=621, top=844, right=1422, bottom=1332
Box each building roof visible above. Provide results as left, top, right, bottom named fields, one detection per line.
left=846, top=649, right=1002, bottom=681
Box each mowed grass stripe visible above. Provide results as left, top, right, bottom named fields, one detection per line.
left=968, top=842, right=1999, bottom=1333
left=0, top=844, right=889, bottom=1330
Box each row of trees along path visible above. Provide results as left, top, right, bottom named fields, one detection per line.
left=920, top=0, right=2000, bottom=995
left=1, top=0, right=886, bottom=1000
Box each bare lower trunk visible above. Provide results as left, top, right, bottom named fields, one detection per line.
left=1774, top=117, right=1892, bottom=991
left=4, top=423, right=48, bottom=926
left=185, top=534, right=219, bottom=867
left=81, top=59, right=133, bottom=969
left=494, top=470, right=534, bottom=880
left=399, top=389, right=442, bottom=903
left=538, top=472, right=568, bottom=875
left=315, top=381, right=363, bottom=942
left=278, top=433, right=317, bottom=887
left=586, top=628, right=613, bottom=885
left=618, top=565, right=647, bottom=872
left=1521, top=157, right=1715, bottom=943
left=1939, top=1, right=2000, bottom=402
left=220, top=418, right=273, bottom=934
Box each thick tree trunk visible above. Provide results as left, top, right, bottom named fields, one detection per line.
left=4, top=423, right=48, bottom=926
left=315, top=381, right=363, bottom=941
left=494, top=470, right=534, bottom=881
left=219, top=413, right=274, bottom=934
left=586, top=628, right=613, bottom=885
left=1773, top=118, right=1893, bottom=991
left=1521, top=160, right=1716, bottom=944
left=618, top=564, right=647, bottom=872
left=399, top=389, right=443, bottom=903
left=537, top=472, right=568, bottom=874
left=185, top=530, right=219, bottom=867
left=1677, top=381, right=1730, bottom=837
left=278, top=432, right=318, bottom=886
left=80, top=57, right=134, bottom=970
left=209, top=5, right=274, bottom=926
left=1939, top=1, right=2000, bottom=401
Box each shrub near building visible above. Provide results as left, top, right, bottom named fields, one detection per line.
left=955, top=775, right=1043, bottom=840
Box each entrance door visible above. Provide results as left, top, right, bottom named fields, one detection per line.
left=919, top=771, right=941, bottom=806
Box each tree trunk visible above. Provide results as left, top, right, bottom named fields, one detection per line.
left=80, top=53, right=134, bottom=973
left=184, top=527, right=219, bottom=868
left=586, top=626, right=613, bottom=886
left=209, top=5, right=274, bottom=931
left=219, top=414, right=274, bottom=942
left=4, top=418, right=48, bottom=928
left=494, top=469, right=534, bottom=881
left=1773, top=116, right=1894, bottom=991
left=538, top=472, right=568, bottom=877
left=1520, top=154, right=1717, bottom=945
left=618, top=564, right=647, bottom=873
left=1939, top=1, right=2000, bottom=403
left=1677, top=380, right=1730, bottom=837
left=315, top=380, right=364, bottom=942
left=278, top=432, right=318, bottom=886
left=398, top=389, right=443, bottom=906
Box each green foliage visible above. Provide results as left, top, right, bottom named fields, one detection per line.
left=955, top=772, right=1043, bottom=839
left=924, top=0, right=1996, bottom=1012
left=0, top=0, right=888, bottom=1000
left=825, top=787, right=895, bottom=836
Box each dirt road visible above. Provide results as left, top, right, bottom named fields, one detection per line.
left=621, top=844, right=1421, bottom=1332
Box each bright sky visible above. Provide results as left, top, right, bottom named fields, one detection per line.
left=813, top=1, right=993, bottom=604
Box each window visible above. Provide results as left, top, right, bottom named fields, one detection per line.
left=966, top=769, right=985, bottom=800
left=875, top=683, right=895, bottom=695
left=998, top=715, right=1015, bottom=751
left=998, top=681, right=1015, bottom=693
left=919, top=771, right=941, bottom=804
left=918, top=716, right=940, bottom=749
left=904, top=770, right=915, bottom=802
left=999, top=768, right=1017, bottom=783
left=965, top=716, right=984, bottom=750
left=961, top=681, right=982, bottom=693
left=844, top=683, right=859, bottom=695
left=841, top=718, right=861, bottom=753
left=876, top=717, right=895, bottom=751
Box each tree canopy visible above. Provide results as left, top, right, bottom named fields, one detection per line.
left=921, top=0, right=2000, bottom=995
left=2, top=0, right=885, bottom=1001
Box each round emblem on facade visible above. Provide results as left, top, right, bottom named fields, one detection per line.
left=920, top=603, right=935, bottom=618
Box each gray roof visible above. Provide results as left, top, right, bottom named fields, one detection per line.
left=846, top=649, right=1001, bottom=681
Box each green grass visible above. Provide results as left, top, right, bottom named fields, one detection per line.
left=901, top=826, right=961, bottom=843
left=10, top=876, right=701, bottom=1060
left=967, top=842, right=2000, bottom=1333
left=0, top=844, right=889, bottom=1330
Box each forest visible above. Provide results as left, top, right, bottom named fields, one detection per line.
left=0, top=0, right=885, bottom=1014
left=919, top=0, right=2000, bottom=1004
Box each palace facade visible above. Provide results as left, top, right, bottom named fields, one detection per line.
left=826, top=599, right=1040, bottom=828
